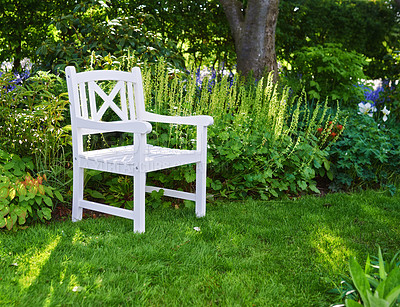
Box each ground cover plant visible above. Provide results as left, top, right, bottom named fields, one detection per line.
left=0, top=190, right=399, bottom=306
left=328, top=81, right=400, bottom=194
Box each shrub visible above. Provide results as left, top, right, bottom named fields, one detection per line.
left=0, top=69, right=71, bottom=201
left=329, top=109, right=400, bottom=194
left=138, top=61, right=345, bottom=200
left=35, top=0, right=185, bottom=73
left=0, top=150, right=63, bottom=231
left=283, top=43, right=368, bottom=104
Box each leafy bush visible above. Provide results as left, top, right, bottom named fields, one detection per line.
left=137, top=61, right=345, bottom=200
left=0, top=69, right=72, bottom=202
left=35, top=0, right=185, bottom=73
left=0, top=150, right=63, bottom=231
left=283, top=43, right=368, bottom=104
left=329, top=110, right=400, bottom=194
left=277, top=0, right=400, bottom=80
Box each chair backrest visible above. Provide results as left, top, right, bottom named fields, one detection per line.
left=65, top=66, right=146, bottom=123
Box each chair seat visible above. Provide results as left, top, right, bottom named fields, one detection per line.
left=79, top=145, right=201, bottom=175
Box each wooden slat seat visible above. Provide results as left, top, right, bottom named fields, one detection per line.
left=79, top=145, right=200, bottom=175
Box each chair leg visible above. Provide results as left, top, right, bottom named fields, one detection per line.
left=195, top=161, right=206, bottom=217
left=133, top=172, right=146, bottom=233
left=72, top=166, right=84, bottom=222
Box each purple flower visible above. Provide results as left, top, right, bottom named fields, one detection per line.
left=0, top=69, right=31, bottom=95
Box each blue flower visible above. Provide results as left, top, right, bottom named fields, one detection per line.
left=0, top=69, right=31, bottom=95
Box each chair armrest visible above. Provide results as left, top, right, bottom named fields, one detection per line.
left=75, top=118, right=152, bottom=134
left=143, top=112, right=214, bottom=126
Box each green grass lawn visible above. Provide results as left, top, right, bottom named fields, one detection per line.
left=1, top=190, right=399, bottom=306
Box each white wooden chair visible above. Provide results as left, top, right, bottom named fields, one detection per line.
left=65, top=66, right=213, bottom=233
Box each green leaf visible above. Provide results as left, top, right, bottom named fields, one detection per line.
left=43, top=196, right=53, bottom=207
left=297, top=180, right=307, bottom=190
left=10, top=212, right=17, bottom=225
left=44, top=186, right=53, bottom=198
left=9, top=188, right=16, bottom=200
left=324, top=159, right=330, bottom=171
left=0, top=185, right=9, bottom=198
left=54, top=190, right=64, bottom=202
left=365, top=254, right=372, bottom=275
left=349, top=256, right=371, bottom=307
left=6, top=217, right=14, bottom=230
left=332, top=94, right=340, bottom=100
left=345, top=299, right=363, bottom=307
left=309, top=183, right=320, bottom=194
left=308, top=90, right=320, bottom=100
left=327, top=170, right=334, bottom=181
left=383, top=267, right=400, bottom=302
left=366, top=291, right=390, bottom=307
left=376, top=280, right=386, bottom=299
left=378, top=247, right=387, bottom=281
left=0, top=217, right=6, bottom=228
left=367, top=275, right=380, bottom=290
left=302, top=166, right=315, bottom=180
left=310, top=80, right=321, bottom=91
left=211, top=180, right=222, bottom=191
left=26, top=192, right=36, bottom=200
left=0, top=206, right=10, bottom=217
left=13, top=167, right=23, bottom=177
left=13, top=207, right=26, bottom=218
left=35, top=196, right=43, bottom=205
left=17, top=185, right=27, bottom=197
left=184, top=170, right=196, bottom=183
left=18, top=215, right=26, bottom=225
left=42, top=207, right=52, bottom=220
left=385, top=284, right=400, bottom=305
left=269, top=188, right=278, bottom=198
left=3, top=162, right=15, bottom=170
left=87, top=189, right=105, bottom=199
left=150, top=190, right=163, bottom=200
left=389, top=250, right=400, bottom=269
left=265, top=168, right=273, bottom=178
left=183, top=200, right=195, bottom=209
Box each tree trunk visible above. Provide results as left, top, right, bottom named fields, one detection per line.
left=12, top=44, right=22, bottom=72
left=220, top=0, right=279, bottom=80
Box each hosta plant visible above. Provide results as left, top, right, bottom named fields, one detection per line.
left=330, top=247, right=400, bottom=307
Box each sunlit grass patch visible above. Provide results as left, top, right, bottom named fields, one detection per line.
left=0, top=189, right=399, bottom=306
left=18, top=235, right=61, bottom=290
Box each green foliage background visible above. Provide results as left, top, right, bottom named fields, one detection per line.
left=1, top=0, right=399, bottom=80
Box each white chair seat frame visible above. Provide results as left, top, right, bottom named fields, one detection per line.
left=66, top=66, right=213, bottom=232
